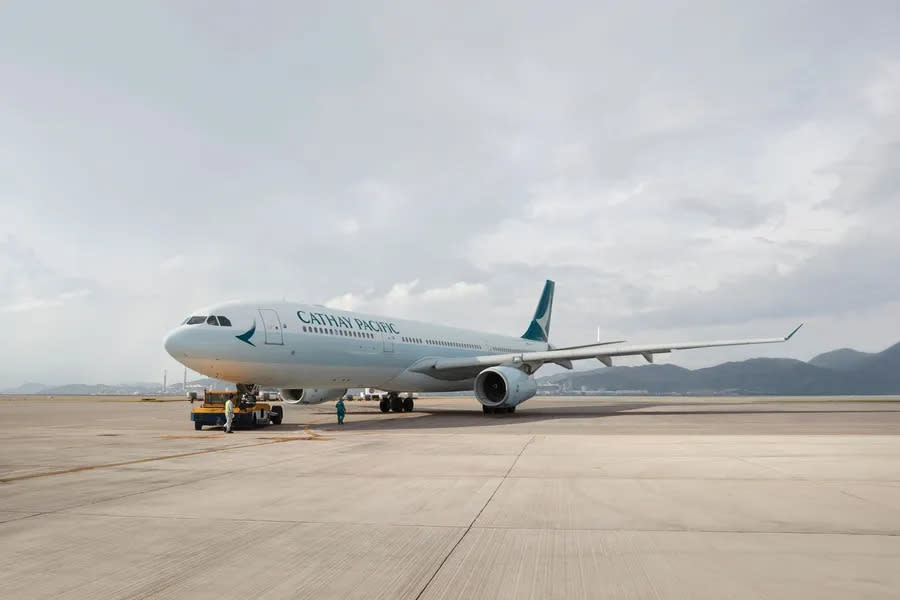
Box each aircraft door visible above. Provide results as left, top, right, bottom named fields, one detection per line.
left=382, top=332, right=395, bottom=353
left=258, top=309, right=284, bottom=345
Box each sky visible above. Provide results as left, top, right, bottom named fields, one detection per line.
left=1, top=1, right=899, bottom=388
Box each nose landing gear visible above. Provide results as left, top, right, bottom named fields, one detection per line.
left=236, top=383, right=259, bottom=397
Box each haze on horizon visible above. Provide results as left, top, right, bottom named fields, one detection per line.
left=2, top=1, right=900, bottom=388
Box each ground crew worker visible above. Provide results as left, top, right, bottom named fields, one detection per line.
left=224, top=396, right=234, bottom=433
left=336, top=397, right=346, bottom=425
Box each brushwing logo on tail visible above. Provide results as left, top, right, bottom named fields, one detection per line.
left=236, top=321, right=256, bottom=346
left=521, top=280, right=555, bottom=342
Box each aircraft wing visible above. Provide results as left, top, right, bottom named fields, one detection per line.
left=410, top=324, right=803, bottom=379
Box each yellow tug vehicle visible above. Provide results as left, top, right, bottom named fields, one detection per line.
left=189, top=390, right=283, bottom=431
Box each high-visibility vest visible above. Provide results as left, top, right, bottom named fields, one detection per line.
left=225, top=399, right=234, bottom=415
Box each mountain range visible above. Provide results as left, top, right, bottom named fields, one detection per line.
left=539, top=341, right=900, bottom=395
left=0, top=378, right=234, bottom=396
left=4, top=342, right=900, bottom=396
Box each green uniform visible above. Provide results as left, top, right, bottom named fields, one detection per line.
left=336, top=399, right=346, bottom=425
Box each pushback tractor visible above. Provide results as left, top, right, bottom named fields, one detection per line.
left=189, top=390, right=283, bottom=431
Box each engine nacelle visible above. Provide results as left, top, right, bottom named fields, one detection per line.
left=474, top=366, right=537, bottom=408
left=279, top=388, right=347, bottom=405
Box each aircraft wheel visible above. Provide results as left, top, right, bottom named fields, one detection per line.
left=482, top=405, right=491, bottom=414
left=403, top=397, right=414, bottom=412
left=390, top=396, right=403, bottom=412
left=379, top=399, right=390, bottom=413
left=507, top=406, right=516, bottom=414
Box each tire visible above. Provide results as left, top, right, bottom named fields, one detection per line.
left=390, top=396, right=403, bottom=412
left=482, top=405, right=491, bottom=414
left=194, top=420, right=202, bottom=431
left=507, top=406, right=516, bottom=413
left=379, top=399, right=390, bottom=413
left=402, top=397, right=414, bottom=412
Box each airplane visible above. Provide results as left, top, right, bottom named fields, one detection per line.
left=163, top=280, right=802, bottom=414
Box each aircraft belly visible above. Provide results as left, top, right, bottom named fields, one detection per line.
left=180, top=354, right=381, bottom=386
left=382, top=370, right=474, bottom=393
left=229, top=361, right=399, bottom=388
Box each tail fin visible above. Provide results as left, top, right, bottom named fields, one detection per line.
left=521, top=280, right=555, bottom=342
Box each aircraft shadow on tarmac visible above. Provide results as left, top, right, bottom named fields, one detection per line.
left=269, top=400, right=900, bottom=432
left=269, top=402, right=657, bottom=432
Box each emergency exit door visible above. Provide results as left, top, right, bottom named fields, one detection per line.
left=258, top=309, right=283, bottom=345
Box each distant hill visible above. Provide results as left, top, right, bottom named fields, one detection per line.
left=1, top=378, right=236, bottom=396
left=692, top=358, right=852, bottom=395
left=541, top=341, right=900, bottom=395
left=853, top=341, right=900, bottom=389
left=550, top=364, right=694, bottom=394
left=1, top=382, right=49, bottom=394
left=809, top=348, right=874, bottom=371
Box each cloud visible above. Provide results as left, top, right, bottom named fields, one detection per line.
left=2, top=289, right=91, bottom=313
left=1, top=2, right=899, bottom=385
left=159, top=255, right=185, bottom=272
left=0, top=235, right=96, bottom=311
left=671, top=195, right=777, bottom=229
left=58, top=289, right=91, bottom=300
left=864, top=60, right=900, bottom=117
left=327, top=280, right=489, bottom=319
left=619, top=99, right=900, bottom=331
left=422, top=281, right=488, bottom=301
left=325, top=292, right=364, bottom=312
left=629, top=232, right=900, bottom=327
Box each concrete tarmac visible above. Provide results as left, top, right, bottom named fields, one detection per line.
left=1, top=395, right=899, bottom=599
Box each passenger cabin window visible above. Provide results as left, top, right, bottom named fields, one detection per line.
left=186, top=316, right=206, bottom=325
left=218, top=316, right=232, bottom=327
left=206, top=316, right=219, bottom=326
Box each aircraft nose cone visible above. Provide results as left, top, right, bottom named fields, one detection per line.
left=164, top=328, right=188, bottom=358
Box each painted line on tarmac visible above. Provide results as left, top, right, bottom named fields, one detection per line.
left=0, top=426, right=330, bottom=484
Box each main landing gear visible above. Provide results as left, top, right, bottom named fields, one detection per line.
left=236, top=383, right=259, bottom=397
left=483, top=405, right=516, bottom=414
left=380, top=392, right=414, bottom=413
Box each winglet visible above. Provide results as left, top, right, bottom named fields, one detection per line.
left=785, top=323, right=803, bottom=341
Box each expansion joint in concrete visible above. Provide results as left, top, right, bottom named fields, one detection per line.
left=414, top=435, right=536, bottom=600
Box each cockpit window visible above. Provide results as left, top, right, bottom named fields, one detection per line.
left=217, top=316, right=232, bottom=327
left=186, top=316, right=206, bottom=325
left=206, top=316, right=219, bottom=326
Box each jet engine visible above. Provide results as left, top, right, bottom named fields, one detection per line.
left=474, top=366, right=537, bottom=410
left=279, top=388, right=347, bottom=404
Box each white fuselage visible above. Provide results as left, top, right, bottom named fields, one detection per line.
left=164, top=301, right=548, bottom=392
